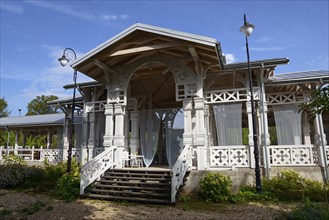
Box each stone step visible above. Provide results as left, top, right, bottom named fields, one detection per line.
left=97, top=179, right=171, bottom=186
left=93, top=183, right=171, bottom=192
left=102, top=175, right=171, bottom=182
left=89, top=188, right=171, bottom=199
left=84, top=193, right=171, bottom=204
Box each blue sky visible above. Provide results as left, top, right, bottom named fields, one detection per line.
left=1, top=0, right=328, bottom=116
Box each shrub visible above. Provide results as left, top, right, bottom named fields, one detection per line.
left=51, top=159, right=81, bottom=201
left=236, top=186, right=275, bottom=203
left=199, top=172, right=232, bottom=203
left=263, top=169, right=328, bottom=202
left=0, top=164, right=44, bottom=189
left=3, top=155, right=25, bottom=165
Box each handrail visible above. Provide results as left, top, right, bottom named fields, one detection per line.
left=171, top=145, right=192, bottom=203
left=80, top=146, right=116, bottom=195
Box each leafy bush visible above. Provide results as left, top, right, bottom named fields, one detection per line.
left=235, top=186, right=275, bottom=203
left=0, top=158, right=81, bottom=201
left=199, top=172, right=232, bottom=203
left=0, top=164, right=44, bottom=189
left=51, top=159, right=81, bottom=201
left=3, top=155, right=25, bottom=165
left=263, top=169, right=328, bottom=202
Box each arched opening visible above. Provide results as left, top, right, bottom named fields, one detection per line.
left=127, top=61, right=184, bottom=167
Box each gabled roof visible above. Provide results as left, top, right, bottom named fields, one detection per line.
left=73, top=23, right=220, bottom=68
left=71, top=23, right=225, bottom=81
left=267, top=70, right=329, bottom=84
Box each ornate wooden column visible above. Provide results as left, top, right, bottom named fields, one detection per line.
left=182, top=99, right=193, bottom=146
left=194, top=97, right=207, bottom=170
left=103, top=104, right=114, bottom=147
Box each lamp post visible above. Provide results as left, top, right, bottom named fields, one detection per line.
left=58, top=48, right=77, bottom=173
left=240, top=14, right=262, bottom=193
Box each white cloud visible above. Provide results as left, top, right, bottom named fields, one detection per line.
left=100, top=14, right=118, bottom=21
left=254, top=36, right=272, bottom=43
left=25, top=0, right=129, bottom=24
left=223, top=53, right=236, bottom=64
left=249, top=47, right=285, bottom=52
left=0, top=2, right=24, bottom=13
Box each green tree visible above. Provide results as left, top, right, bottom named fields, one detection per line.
left=301, top=86, right=329, bottom=116
left=0, top=97, right=10, bottom=117
left=26, top=95, right=60, bottom=115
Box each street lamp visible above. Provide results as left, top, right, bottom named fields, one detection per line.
left=58, top=48, right=77, bottom=173
left=240, top=14, right=262, bottom=193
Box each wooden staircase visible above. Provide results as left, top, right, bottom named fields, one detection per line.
left=84, top=168, right=174, bottom=204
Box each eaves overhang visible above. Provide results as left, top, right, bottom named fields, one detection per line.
left=223, top=58, right=289, bottom=71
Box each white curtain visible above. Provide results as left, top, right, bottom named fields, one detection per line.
left=213, top=103, right=242, bottom=145
left=165, top=109, right=184, bottom=168
left=140, top=110, right=161, bottom=167
left=272, top=104, right=302, bottom=145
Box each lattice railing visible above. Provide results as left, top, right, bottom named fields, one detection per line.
left=171, top=145, right=192, bottom=203
left=268, top=145, right=317, bottom=166
left=209, top=146, right=250, bottom=167
left=266, top=91, right=311, bottom=105
left=80, top=146, right=116, bottom=195
left=204, top=88, right=259, bottom=104
left=85, top=100, right=107, bottom=113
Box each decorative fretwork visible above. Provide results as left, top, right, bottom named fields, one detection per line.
left=80, top=147, right=116, bottom=195
left=204, top=88, right=260, bottom=104
left=269, top=145, right=316, bottom=165
left=267, top=91, right=311, bottom=105
left=42, top=149, right=63, bottom=163
left=85, top=101, right=106, bottom=113
left=107, top=90, right=125, bottom=104
left=209, top=146, right=249, bottom=167
left=171, top=145, right=192, bottom=203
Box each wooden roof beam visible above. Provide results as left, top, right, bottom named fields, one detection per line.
left=108, top=42, right=182, bottom=57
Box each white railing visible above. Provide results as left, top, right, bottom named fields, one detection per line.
left=209, top=145, right=250, bottom=168
left=266, top=91, right=310, bottom=105
left=204, top=88, right=260, bottom=104
left=268, top=145, right=317, bottom=166
left=0, top=146, right=82, bottom=163
left=0, top=146, right=66, bottom=163
left=80, top=146, right=116, bottom=195
left=171, top=145, right=192, bottom=203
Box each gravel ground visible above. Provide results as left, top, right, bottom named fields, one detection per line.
left=0, top=190, right=291, bottom=220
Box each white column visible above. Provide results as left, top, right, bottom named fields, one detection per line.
left=303, top=113, right=311, bottom=145
left=182, top=99, right=193, bottom=146
left=113, top=103, right=126, bottom=147
left=194, top=97, right=206, bottom=170
left=259, top=102, right=270, bottom=146
left=103, top=104, right=114, bottom=147
left=246, top=101, right=255, bottom=168
left=14, top=130, right=19, bottom=155
left=46, top=130, right=51, bottom=149
left=88, top=112, right=96, bottom=148
left=124, top=111, right=130, bottom=151
left=130, top=111, right=140, bottom=155
left=80, top=112, right=90, bottom=164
